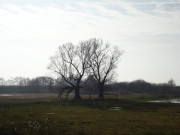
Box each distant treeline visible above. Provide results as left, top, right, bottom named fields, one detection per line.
left=0, top=76, right=179, bottom=95
left=0, top=77, right=51, bottom=93
left=0, top=86, right=49, bottom=93
left=82, top=78, right=180, bottom=95
left=104, top=80, right=180, bottom=95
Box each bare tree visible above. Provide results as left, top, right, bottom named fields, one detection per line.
left=48, top=42, right=92, bottom=99
left=12, top=77, right=30, bottom=86
left=0, top=77, right=5, bottom=86
left=87, top=38, right=123, bottom=99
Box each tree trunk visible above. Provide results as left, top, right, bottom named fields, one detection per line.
left=74, top=87, right=81, bottom=99
left=98, top=84, right=104, bottom=99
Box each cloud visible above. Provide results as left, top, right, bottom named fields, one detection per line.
left=0, top=1, right=179, bottom=48
left=0, top=1, right=180, bottom=84
left=0, top=1, right=179, bottom=51
left=1, top=1, right=180, bottom=40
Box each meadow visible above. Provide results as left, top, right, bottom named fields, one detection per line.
left=0, top=94, right=180, bottom=135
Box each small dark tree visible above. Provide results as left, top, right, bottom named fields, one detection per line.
left=168, top=79, right=176, bottom=87
left=84, top=75, right=98, bottom=99
left=87, top=38, right=123, bottom=99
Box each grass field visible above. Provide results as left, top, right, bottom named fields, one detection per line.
left=0, top=94, right=180, bottom=135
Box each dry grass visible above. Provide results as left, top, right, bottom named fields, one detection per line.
left=0, top=94, right=180, bottom=135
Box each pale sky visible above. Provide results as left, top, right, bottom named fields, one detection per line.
left=0, top=0, right=180, bottom=85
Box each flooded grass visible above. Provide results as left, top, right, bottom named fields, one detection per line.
left=0, top=94, right=180, bottom=135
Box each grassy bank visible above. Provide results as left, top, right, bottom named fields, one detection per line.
left=0, top=94, right=180, bottom=135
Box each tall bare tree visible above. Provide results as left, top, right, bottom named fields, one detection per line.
left=48, top=42, right=92, bottom=99
left=87, top=38, right=123, bottom=99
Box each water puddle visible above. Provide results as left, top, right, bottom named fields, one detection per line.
left=0, top=94, right=14, bottom=96
left=109, top=107, right=121, bottom=111
left=149, top=99, right=180, bottom=103
left=46, top=113, right=55, bottom=115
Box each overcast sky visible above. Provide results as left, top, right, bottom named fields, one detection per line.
left=0, top=0, right=180, bottom=85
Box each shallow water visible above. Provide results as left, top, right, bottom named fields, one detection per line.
left=0, top=94, right=14, bottom=96
left=149, top=99, right=180, bottom=103
left=109, top=107, right=121, bottom=111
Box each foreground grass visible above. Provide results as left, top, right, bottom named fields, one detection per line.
left=0, top=94, right=180, bottom=135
